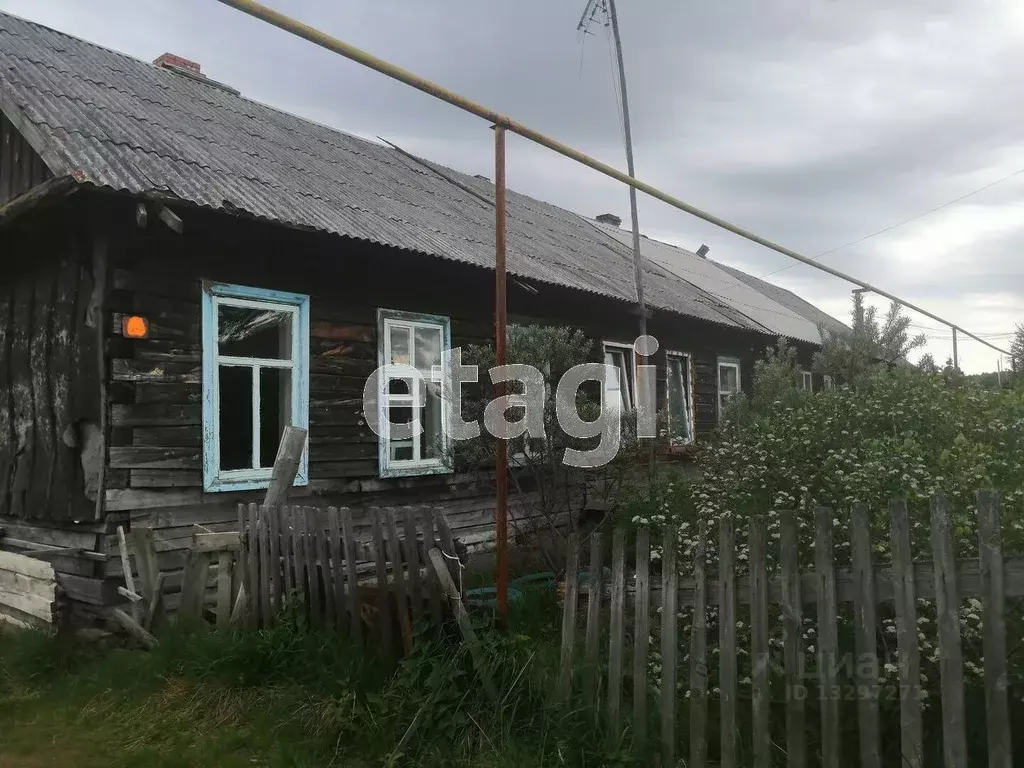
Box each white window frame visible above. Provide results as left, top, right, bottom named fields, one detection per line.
left=823, top=374, right=835, bottom=391
left=201, top=282, right=309, bottom=493
left=666, top=351, right=695, bottom=445
left=800, top=370, right=814, bottom=392
left=717, top=356, right=741, bottom=421
left=602, top=341, right=636, bottom=411
left=377, top=308, right=452, bottom=478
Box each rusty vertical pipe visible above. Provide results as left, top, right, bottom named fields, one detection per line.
left=494, top=125, right=509, bottom=621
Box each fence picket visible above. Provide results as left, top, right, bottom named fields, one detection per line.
left=719, top=517, right=737, bottom=768
left=815, top=506, right=840, bottom=768
left=237, top=504, right=249, bottom=625
left=282, top=506, right=295, bottom=600
left=317, top=512, right=336, bottom=628
left=632, top=527, right=651, bottom=750
left=749, top=516, right=770, bottom=768
left=372, top=511, right=392, bottom=655
left=329, top=507, right=348, bottom=632
left=419, top=507, right=443, bottom=627
left=292, top=505, right=306, bottom=617
left=387, top=509, right=412, bottom=654
left=216, top=550, right=232, bottom=627
left=402, top=508, right=423, bottom=618
left=247, top=503, right=259, bottom=629
left=583, top=532, right=603, bottom=711
left=779, top=510, right=805, bottom=768
left=607, top=528, right=626, bottom=742
left=558, top=532, right=580, bottom=703
left=660, top=529, right=678, bottom=768
left=262, top=508, right=275, bottom=627
left=341, top=507, right=362, bottom=646
left=269, top=507, right=281, bottom=621
left=930, top=495, right=967, bottom=768
left=850, top=504, right=881, bottom=768
left=689, top=522, right=708, bottom=768
left=304, top=507, right=322, bottom=626
left=889, top=499, right=923, bottom=768
left=434, top=507, right=459, bottom=584
left=976, top=491, right=1011, bottom=768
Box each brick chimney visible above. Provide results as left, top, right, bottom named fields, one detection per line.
left=596, top=213, right=622, bottom=227
left=153, top=53, right=202, bottom=76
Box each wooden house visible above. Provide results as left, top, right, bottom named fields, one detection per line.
left=0, top=13, right=834, bottom=625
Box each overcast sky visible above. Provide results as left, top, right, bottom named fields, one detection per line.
left=4, top=0, right=1021, bottom=373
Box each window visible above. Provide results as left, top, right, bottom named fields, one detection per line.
left=603, top=342, right=636, bottom=410
left=666, top=352, right=694, bottom=445
left=800, top=370, right=814, bottom=392
left=201, top=282, right=309, bottom=492
left=377, top=309, right=451, bottom=477
left=823, top=374, right=835, bottom=391
left=717, top=357, right=741, bottom=420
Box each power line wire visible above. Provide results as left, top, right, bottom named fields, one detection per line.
left=760, top=163, right=1024, bottom=279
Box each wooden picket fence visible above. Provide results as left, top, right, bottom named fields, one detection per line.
left=559, top=491, right=1022, bottom=768
left=237, top=504, right=460, bottom=655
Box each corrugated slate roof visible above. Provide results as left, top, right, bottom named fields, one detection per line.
left=713, top=262, right=851, bottom=339
left=0, top=10, right=759, bottom=332
left=588, top=219, right=829, bottom=344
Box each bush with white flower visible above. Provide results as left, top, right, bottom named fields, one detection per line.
left=618, top=360, right=1024, bottom=754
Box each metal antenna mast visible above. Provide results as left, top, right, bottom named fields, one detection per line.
left=579, top=0, right=648, bottom=351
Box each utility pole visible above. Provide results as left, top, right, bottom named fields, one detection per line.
left=952, top=327, right=959, bottom=370
left=606, top=0, right=648, bottom=349
left=579, top=0, right=648, bottom=351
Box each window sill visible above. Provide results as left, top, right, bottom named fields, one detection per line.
left=378, top=462, right=452, bottom=480
left=204, top=475, right=309, bottom=494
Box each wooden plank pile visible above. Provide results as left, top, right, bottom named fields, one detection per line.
left=0, top=549, right=57, bottom=628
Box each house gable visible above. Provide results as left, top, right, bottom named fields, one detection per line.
left=0, top=112, right=52, bottom=207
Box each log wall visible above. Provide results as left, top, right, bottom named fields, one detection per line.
left=0, top=218, right=104, bottom=521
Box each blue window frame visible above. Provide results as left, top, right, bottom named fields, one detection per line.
left=202, top=282, right=309, bottom=492
left=376, top=308, right=452, bottom=478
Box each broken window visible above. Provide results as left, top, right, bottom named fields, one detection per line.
left=377, top=309, right=451, bottom=478
left=202, top=283, right=309, bottom=492
left=666, top=352, right=694, bottom=445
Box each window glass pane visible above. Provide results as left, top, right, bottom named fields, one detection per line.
left=720, top=364, right=738, bottom=393
left=219, top=366, right=253, bottom=470
left=219, top=304, right=292, bottom=359
left=414, top=326, right=443, bottom=373
left=388, top=378, right=411, bottom=396
left=668, top=357, right=689, bottom=443
left=420, top=380, right=443, bottom=459
left=259, top=368, right=292, bottom=468
left=389, top=398, right=414, bottom=462
left=390, top=325, right=411, bottom=365
left=603, top=350, right=622, bottom=403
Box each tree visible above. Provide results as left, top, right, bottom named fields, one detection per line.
left=1012, top=322, right=1024, bottom=374
left=814, top=293, right=926, bottom=384
left=456, top=324, right=642, bottom=568
left=917, top=353, right=939, bottom=374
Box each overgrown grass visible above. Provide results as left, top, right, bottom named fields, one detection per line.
left=0, top=586, right=629, bottom=768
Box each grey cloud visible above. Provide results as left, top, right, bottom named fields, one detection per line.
left=0, top=0, right=1020, bottom=372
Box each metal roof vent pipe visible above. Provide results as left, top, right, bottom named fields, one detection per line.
left=696, top=244, right=710, bottom=258
left=596, top=213, right=622, bottom=227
